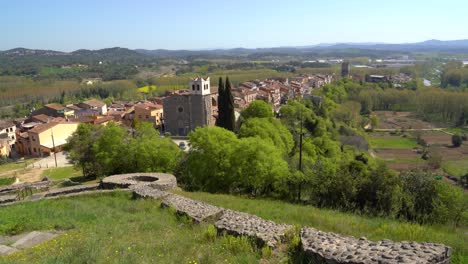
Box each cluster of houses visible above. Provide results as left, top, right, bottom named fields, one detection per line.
left=232, top=74, right=333, bottom=111
left=0, top=73, right=334, bottom=158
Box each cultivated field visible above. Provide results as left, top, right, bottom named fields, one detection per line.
left=374, top=111, right=444, bottom=130
left=370, top=112, right=468, bottom=177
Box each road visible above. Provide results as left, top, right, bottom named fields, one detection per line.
left=27, top=152, right=72, bottom=169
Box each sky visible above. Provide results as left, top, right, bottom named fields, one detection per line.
left=1, top=0, right=467, bottom=51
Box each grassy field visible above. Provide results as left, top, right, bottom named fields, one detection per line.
left=369, top=136, right=419, bottom=149
left=443, top=159, right=468, bottom=177
left=41, top=167, right=83, bottom=181
left=0, top=190, right=466, bottom=263
left=0, top=192, right=266, bottom=264
left=0, top=177, right=15, bottom=186
left=0, top=159, right=39, bottom=175
left=177, top=191, right=467, bottom=263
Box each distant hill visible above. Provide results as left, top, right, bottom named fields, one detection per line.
left=2, top=39, right=468, bottom=61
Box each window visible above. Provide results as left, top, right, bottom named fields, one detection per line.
left=178, top=106, right=184, bottom=113
left=33, top=148, right=37, bottom=153
left=197, top=84, right=200, bottom=91
left=192, top=85, right=195, bottom=91
left=146, top=115, right=149, bottom=119
left=32, top=136, right=36, bottom=141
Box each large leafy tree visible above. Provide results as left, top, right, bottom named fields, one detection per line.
left=185, top=126, right=238, bottom=192
left=128, top=122, right=181, bottom=173
left=239, top=117, right=293, bottom=156
left=65, top=123, right=101, bottom=177
left=231, top=137, right=289, bottom=196
left=241, top=100, right=273, bottom=120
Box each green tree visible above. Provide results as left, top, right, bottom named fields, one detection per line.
left=239, top=117, right=293, bottom=156
left=65, top=123, right=100, bottom=177
left=128, top=122, right=181, bottom=173
left=241, top=100, right=273, bottom=120
left=232, top=137, right=289, bottom=196
left=185, top=126, right=238, bottom=192
left=93, top=123, right=128, bottom=176
left=224, top=76, right=236, bottom=131
left=215, top=77, right=225, bottom=127
left=216, top=76, right=235, bottom=132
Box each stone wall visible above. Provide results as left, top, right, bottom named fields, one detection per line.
left=300, top=227, right=451, bottom=264
left=0, top=173, right=453, bottom=263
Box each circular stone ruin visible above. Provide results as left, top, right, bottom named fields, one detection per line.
left=100, top=173, right=177, bottom=191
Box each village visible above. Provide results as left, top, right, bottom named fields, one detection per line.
left=0, top=73, right=338, bottom=159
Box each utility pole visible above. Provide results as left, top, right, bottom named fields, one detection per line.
left=51, top=128, right=58, bottom=168
left=299, top=119, right=303, bottom=171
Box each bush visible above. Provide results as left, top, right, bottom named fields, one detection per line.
left=203, top=224, right=217, bottom=242
left=452, top=134, right=463, bottom=147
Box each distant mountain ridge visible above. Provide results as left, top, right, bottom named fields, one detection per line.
left=2, top=39, right=468, bottom=58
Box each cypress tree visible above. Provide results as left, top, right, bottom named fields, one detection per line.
left=224, top=76, right=236, bottom=131
left=216, top=77, right=225, bottom=127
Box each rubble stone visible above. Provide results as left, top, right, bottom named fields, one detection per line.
left=101, top=173, right=177, bottom=190
left=215, top=209, right=293, bottom=248
left=161, top=194, right=223, bottom=223
left=300, top=227, right=452, bottom=264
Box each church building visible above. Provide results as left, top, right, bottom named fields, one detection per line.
left=163, top=77, right=218, bottom=136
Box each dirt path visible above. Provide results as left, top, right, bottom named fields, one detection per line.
left=0, top=168, right=46, bottom=183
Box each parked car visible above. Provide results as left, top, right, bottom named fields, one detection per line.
left=178, top=142, right=186, bottom=150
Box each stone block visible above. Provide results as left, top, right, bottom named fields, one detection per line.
left=161, top=194, right=223, bottom=223
left=215, top=209, right=293, bottom=248
left=12, top=231, right=58, bottom=249
left=300, top=227, right=452, bottom=264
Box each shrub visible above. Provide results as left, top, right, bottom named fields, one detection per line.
left=203, top=224, right=217, bottom=242
left=452, top=134, right=463, bottom=147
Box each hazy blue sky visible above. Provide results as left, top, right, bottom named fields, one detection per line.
left=1, top=0, right=467, bottom=51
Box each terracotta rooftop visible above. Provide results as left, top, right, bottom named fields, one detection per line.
left=45, top=103, right=66, bottom=111
left=28, top=122, right=59, bottom=134
left=0, top=120, right=15, bottom=130
left=82, top=99, right=106, bottom=108
left=32, top=114, right=53, bottom=123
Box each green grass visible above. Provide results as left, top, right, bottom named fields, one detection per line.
left=177, top=191, right=467, bottom=263
left=369, top=136, right=419, bottom=149
left=0, top=159, right=40, bottom=174
left=0, top=177, right=15, bottom=186
left=380, top=157, right=425, bottom=163
left=42, top=166, right=83, bottom=181
left=443, top=160, right=468, bottom=177
left=0, top=192, right=264, bottom=264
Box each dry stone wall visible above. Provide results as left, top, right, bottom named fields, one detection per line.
left=215, top=209, right=293, bottom=248
left=301, top=227, right=452, bottom=264
left=161, top=194, right=224, bottom=223
left=0, top=173, right=453, bottom=263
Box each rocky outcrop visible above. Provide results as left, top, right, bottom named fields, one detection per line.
left=215, top=209, right=293, bottom=248
left=161, top=194, right=224, bottom=223
left=101, top=173, right=177, bottom=190
left=300, top=227, right=452, bottom=264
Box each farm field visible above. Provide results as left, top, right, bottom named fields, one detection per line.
left=374, top=111, right=445, bottom=130
left=369, top=112, right=468, bottom=176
